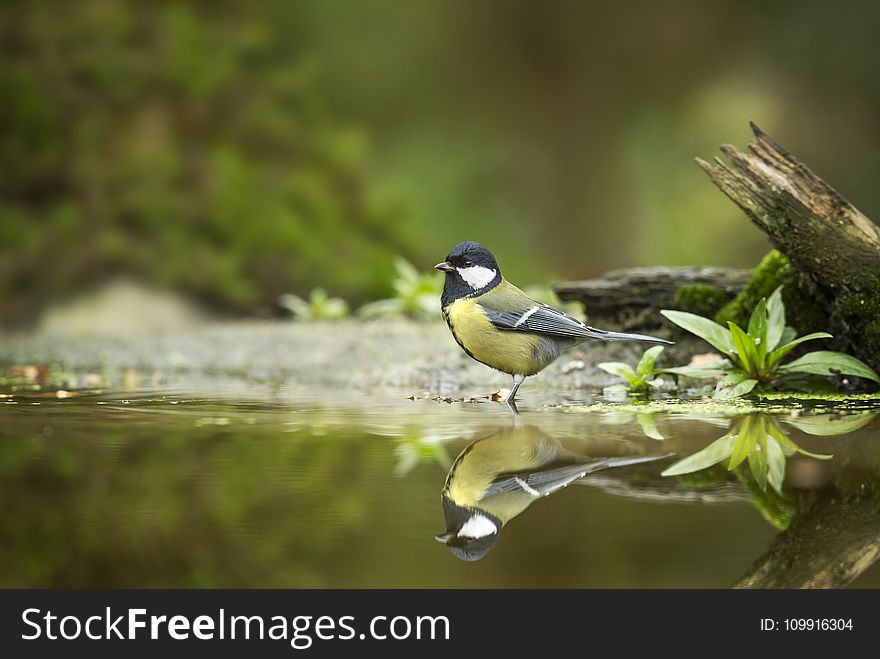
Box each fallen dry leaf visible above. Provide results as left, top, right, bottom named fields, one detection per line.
left=561, top=359, right=585, bottom=374
left=688, top=352, right=724, bottom=367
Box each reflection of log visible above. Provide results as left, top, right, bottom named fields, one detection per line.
left=698, top=123, right=880, bottom=367
left=734, top=487, right=880, bottom=589
left=554, top=266, right=750, bottom=331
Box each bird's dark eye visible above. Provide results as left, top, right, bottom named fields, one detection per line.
left=463, top=260, right=473, bottom=267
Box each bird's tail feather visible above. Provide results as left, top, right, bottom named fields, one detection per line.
left=583, top=326, right=674, bottom=344
left=580, top=453, right=675, bottom=475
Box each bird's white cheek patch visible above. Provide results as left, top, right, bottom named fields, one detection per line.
left=458, top=513, right=497, bottom=539
left=458, top=265, right=496, bottom=290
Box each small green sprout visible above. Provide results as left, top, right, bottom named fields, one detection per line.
left=279, top=288, right=350, bottom=320
left=598, top=345, right=667, bottom=394
left=660, top=287, right=880, bottom=399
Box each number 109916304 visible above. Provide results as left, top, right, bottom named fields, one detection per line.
left=761, top=618, right=853, bottom=631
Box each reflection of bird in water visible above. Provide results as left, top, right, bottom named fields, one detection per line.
left=435, top=426, right=671, bottom=561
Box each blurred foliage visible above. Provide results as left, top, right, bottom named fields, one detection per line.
left=357, top=257, right=442, bottom=321
left=279, top=288, right=349, bottom=321
left=0, top=0, right=415, bottom=323
left=4, top=1, right=880, bottom=325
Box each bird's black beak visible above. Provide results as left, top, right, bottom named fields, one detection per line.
left=434, top=532, right=455, bottom=544
left=434, top=261, right=455, bottom=273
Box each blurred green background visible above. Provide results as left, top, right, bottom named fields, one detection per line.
left=3, top=0, right=880, bottom=325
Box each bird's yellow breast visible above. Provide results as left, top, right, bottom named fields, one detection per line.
left=443, top=297, right=543, bottom=376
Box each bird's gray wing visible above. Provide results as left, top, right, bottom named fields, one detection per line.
left=482, top=303, right=671, bottom=343
left=484, top=454, right=673, bottom=498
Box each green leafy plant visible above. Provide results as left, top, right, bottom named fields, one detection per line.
left=358, top=257, right=443, bottom=321
left=662, top=413, right=831, bottom=495
left=278, top=288, right=350, bottom=321
left=661, top=287, right=880, bottom=399
left=598, top=345, right=667, bottom=394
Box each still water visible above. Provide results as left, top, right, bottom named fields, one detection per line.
left=2, top=386, right=879, bottom=588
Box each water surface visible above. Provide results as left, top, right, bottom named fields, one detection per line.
left=2, top=386, right=879, bottom=588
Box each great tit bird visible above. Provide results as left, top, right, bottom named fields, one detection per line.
left=435, top=241, right=672, bottom=404
left=436, top=426, right=670, bottom=561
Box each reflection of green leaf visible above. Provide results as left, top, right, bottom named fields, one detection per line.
left=784, top=411, right=878, bottom=436
left=728, top=414, right=758, bottom=468
left=765, top=435, right=786, bottom=495
left=636, top=413, right=664, bottom=440
left=766, top=421, right=832, bottom=461
left=748, top=434, right=768, bottom=491
left=662, top=413, right=833, bottom=491
left=661, top=431, right=737, bottom=476
left=735, top=464, right=794, bottom=530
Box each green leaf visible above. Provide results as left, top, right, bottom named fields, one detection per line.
left=661, top=360, right=732, bottom=379
left=748, top=433, right=768, bottom=490
left=713, top=378, right=757, bottom=400
left=766, top=286, right=786, bottom=351
left=597, top=362, right=640, bottom=386
left=661, top=431, right=738, bottom=476
left=747, top=298, right=768, bottom=364
left=784, top=411, right=878, bottom=436
left=765, top=435, right=787, bottom=495
left=636, top=345, right=665, bottom=377
left=768, top=332, right=833, bottom=367
left=660, top=310, right=734, bottom=355
left=728, top=415, right=759, bottom=469
left=778, top=350, right=880, bottom=383
left=728, top=321, right=758, bottom=374
left=636, top=413, right=665, bottom=440
left=779, top=326, right=797, bottom=347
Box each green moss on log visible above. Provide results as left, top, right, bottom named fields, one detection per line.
left=714, top=250, right=827, bottom=332
left=715, top=251, right=793, bottom=327
left=839, top=279, right=880, bottom=372
left=673, top=284, right=729, bottom=317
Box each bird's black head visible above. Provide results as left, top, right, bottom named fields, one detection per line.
left=435, top=496, right=501, bottom=562
left=436, top=241, right=502, bottom=307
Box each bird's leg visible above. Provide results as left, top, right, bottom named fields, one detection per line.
left=507, top=374, right=524, bottom=403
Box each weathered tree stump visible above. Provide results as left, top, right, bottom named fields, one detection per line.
left=698, top=122, right=880, bottom=369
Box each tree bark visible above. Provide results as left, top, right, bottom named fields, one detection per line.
left=697, top=122, right=880, bottom=365
left=554, top=266, right=750, bottom=331
left=734, top=487, right=880, bottom=589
